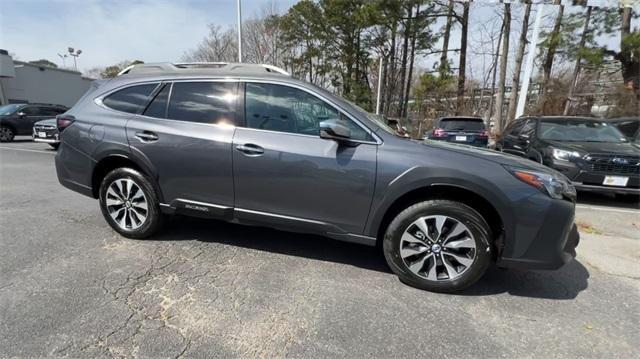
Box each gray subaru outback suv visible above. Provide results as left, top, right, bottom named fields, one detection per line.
left=55, top=62, right=579, bottom=292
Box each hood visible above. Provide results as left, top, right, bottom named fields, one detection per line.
left=34, top=118, right=57, bottom=126
left=421, top=140, right=550, bottom=172
left=545, top=140, right=640, bottom=156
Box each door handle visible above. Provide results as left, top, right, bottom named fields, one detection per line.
left=135, top=131, right=159, bottom=142
left=235, top=143, right=264, bottom=156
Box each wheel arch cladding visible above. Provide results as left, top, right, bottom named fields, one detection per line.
left=92, top=155, right=163, bottom=202
left=373, top=184, right=505, bottom=255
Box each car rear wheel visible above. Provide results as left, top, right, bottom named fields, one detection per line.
left=99, top=167, right=163, bottom=239
left=383, top=200, right=492, bottom=293
left=0, top=126, right=14, bottom=142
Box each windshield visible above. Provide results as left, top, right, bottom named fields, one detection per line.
left=539, top=119, right=627, bottom=143
left=0, top=104, right=23, bottom=116
left=439, top=118, right=485, bottom=131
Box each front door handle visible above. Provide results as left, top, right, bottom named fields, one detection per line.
left=135, top=131, right=159, bottom=142
left=235, top=143, right=264, bottom=156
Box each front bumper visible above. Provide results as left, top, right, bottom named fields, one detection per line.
left=33, top=137, right=60, bottom=144
left=497, top=193, right=578, bottom=270
left=548, top=159, right=640, bottom=195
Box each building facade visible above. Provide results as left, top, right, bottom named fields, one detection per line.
left=0, top=50, right=92, bottom=107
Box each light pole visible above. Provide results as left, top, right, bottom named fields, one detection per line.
left=237, top=0, right=242, bottom=63
left=57, top=53, right=68, bottom=68
left=68, top=47, right=82, bottom=71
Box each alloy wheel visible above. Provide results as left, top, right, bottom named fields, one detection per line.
left=0, top=127, right=13, bottom=142
left=105, top=178, right=149, bottom=230
left=399, top=215, right=476, bottom=281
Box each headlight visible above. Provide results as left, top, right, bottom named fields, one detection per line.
left=551, top=148, right=581, bottom=161
left=505, top=166, right=576, bottom=200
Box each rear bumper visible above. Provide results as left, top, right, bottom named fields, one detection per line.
left=427, top=137, right=488, bottom=147
left=497, top=194, right=578, bottom=270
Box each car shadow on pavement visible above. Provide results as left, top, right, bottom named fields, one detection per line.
left=153, top=216, right=589, bottom=299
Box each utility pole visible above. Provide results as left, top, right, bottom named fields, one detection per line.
left=57, top=53, right=68, bottom=68
left=516, top=4, right=544, bottom=119
left=237, top=0, right=242, bottom=63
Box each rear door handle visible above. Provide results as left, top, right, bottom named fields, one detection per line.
left=235, top=143, right=264, bottom=156
left=135, top=131, right=159, bottom=142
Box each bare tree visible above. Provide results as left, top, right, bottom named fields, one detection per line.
left=183, top=25, right=237, bottom=62
left=494, top=3, right=511, bottom=133
left=537, top=0, right=564, bottom=107
left=506, top=3, right=532, bottom=122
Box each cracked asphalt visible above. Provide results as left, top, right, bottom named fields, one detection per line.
left=1, top=139, right=639, bottom=358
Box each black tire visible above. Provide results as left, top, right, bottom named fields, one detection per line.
left=49, top=143, right=60, bottom=150
left=0, top=126, right=15, bottom=142
left=383, top=200, right=492, bottom=293
left=99, top=167, right=164, bottom=239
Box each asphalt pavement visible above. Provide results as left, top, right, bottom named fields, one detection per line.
left=1, top=138, right=638, bottom=358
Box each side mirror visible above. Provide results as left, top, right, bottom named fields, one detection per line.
left=17, top=112, right=26, bottom=118
left=319, top=119, right=351, bottom=141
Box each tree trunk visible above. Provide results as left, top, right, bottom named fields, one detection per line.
left=619, top=7, right=639, bottom=93
left=487, top=22, right=504, bottom=121
left=439, top=0, right=454, bottom=76
left=402, top=4, right=420, bottom=119
left=537, top=0, right=564, bottom=107
left=494, top=3, right=511, bottom=133
left=506, top=3, right=532, bottom=122
left=397, top=4, right=413, bottom=118
left=563, top=6, right=592, bottom=115
left=455, top=2, right=470, bottom=115
left=384, top=23, right=397, bottom=117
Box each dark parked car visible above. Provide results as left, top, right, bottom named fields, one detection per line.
left=0, top=103, right=68, bottom=142
left=426, top=116, right=489, bottom=147
left=32, top=118, right=60, bottom=149
left=55, top=62, right=579, bottom=293
left=496, top=116, right=640, bottom=196
left=608, top=117, right=639, bottom=144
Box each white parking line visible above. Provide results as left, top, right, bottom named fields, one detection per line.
left=0, top=146, right=55, bottom=155
left=576, top=204, right=639, bottom=214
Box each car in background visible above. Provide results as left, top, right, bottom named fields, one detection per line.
left=496, top=116, right=640, bottom=196
left=426, top=116, right=489, bottom=147
left=608, top=117, right=639, bottom=145
left=0, top=103, right=68, bottom=142
left=32, top=118, right=60, bottom=149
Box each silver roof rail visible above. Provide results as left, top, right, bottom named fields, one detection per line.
left=260, top=64, right=290, bottom=76
left=116, top=62, right=290, bottom=76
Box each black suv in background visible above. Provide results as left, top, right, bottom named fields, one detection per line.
left=608, top=117, right=639, bottom=145
left=496, top=116, right=640, bottom=196
left=426, top=116, right=489, bottom=147
left=0, top=103, right=68, bottom=142
left=55, top=62, right=579, bottom=293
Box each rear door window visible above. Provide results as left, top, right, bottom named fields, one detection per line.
left=167, top=82, right=236, bottom=124
left=102, top=83, right=158, bottom=114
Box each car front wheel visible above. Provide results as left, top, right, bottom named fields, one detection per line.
left=383, top=200, right=492, bottom=293
left=99, top=167, right=163, bottom=239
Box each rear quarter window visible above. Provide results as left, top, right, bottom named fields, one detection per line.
left=102, top=84, right=158, bottom=114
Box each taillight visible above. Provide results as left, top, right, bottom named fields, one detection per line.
left=56, top=115, right=75, bottom=132
left=432, top=128, right=446, bottom=137
left=479, top=130, right=489, bottom=138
